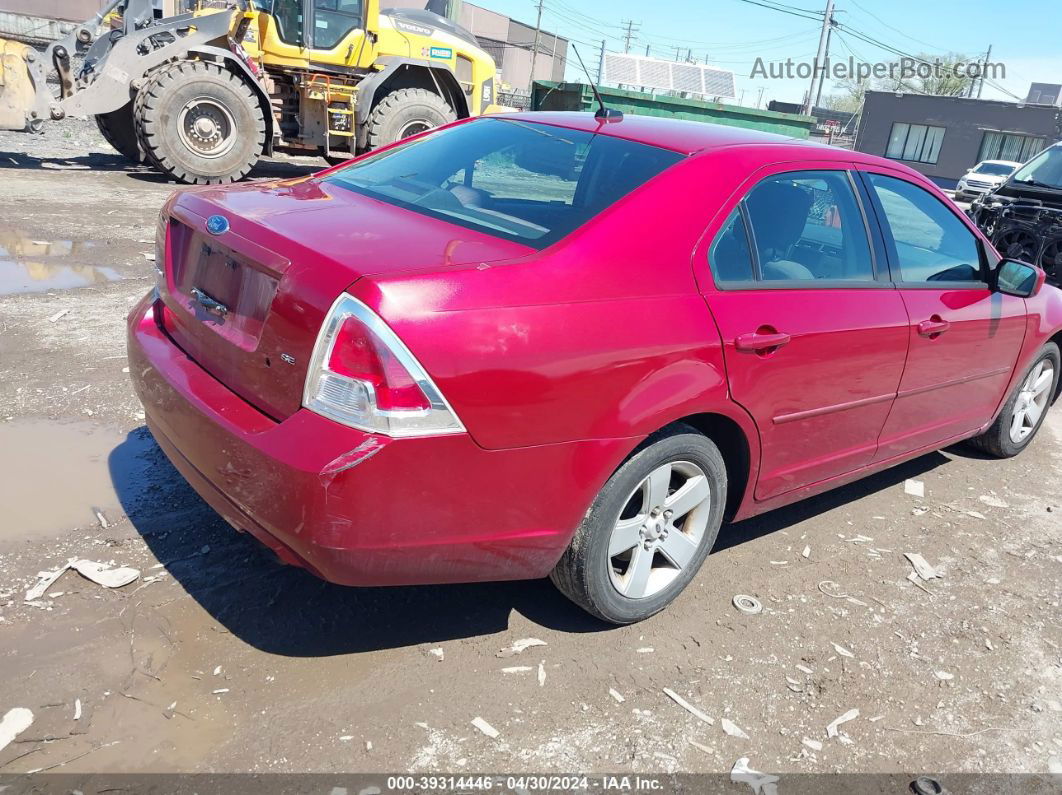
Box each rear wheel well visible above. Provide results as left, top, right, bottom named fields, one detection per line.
left=658, top=414, right=751, bottom=521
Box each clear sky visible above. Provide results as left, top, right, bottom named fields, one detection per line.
left=475, top=0, right=1062, bottom=107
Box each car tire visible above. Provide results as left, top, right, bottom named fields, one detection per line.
left=94, top=102, right=144, bottom=163
left=968, top=342, right=1059, bottom=458
left=550, top=425, right=726, bottom=624
left=364, top=88, right=456, bottom=151
left=134, top=61, right=265, bottom=185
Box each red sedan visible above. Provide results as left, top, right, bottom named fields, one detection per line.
left=128, top=112, right=1062, bottom=624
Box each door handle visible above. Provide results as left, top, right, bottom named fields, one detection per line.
left=735, top=331, right=791, bottom=352
left=917, top=317, right=950, bottom=337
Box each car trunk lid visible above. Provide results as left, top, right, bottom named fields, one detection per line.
left=158, top=178, right=532, bottom=420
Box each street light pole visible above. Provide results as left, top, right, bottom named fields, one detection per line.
left=805, top=0, right=834, bottom=115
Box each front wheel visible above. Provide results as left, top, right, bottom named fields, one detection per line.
left=550, top=426, right=726, bottom=624
left=968, top=342, right=1059, bottom=458
left=134, top=61, right=265, bottom=184
left=363, top=88, right=456, bottom=151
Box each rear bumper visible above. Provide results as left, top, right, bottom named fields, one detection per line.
left=127, top=293, right=630, bottom=586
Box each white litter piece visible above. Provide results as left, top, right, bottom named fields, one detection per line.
left=979, top=494, right=1009, bottom=508
left=967, top=511, right=986, bottom=520
left=73, top=699, right=82, bottom=721
left=662, top=688, right=714, bottom=725
left=0, top=708, right=34, bottom=753
left=730, top=757, right=779, bottom=795
left=48, top=309, right=70, bottom=323
left=24, top=565, right=69, bottom=601
left=428, top=647, right=444, bottom=662
left=95, top=510, right=109, bottom=529
left=721, top=718, right=749, bottom=739
left=904, top=553, right=942, bottom=581
left=636, top=647, right=655, bottom=653
left=868, top=715, right=884, bottom=722
left=71, top=560, right=139, bottom=589
left=795, top=664, right=813, bottom=675
left=801, top=545, right=811, bottom=559
left=495, top=638, right=547, bottom=658
left=1049, top=757, right=1062, bottom=775
left=500, top=666, right=533, bottom=674
left=934, top=671, right=955, bottom=681
left=825, top=708, right=859, bottom=739
left=832, top=642, right=854, bottom=658
left=688, top=738, right=711, bottom=754
left=904, top=479, right=925, bottom=498
left=608, top=688, right=625, bottom=703
left=732, top=594, right=763, bottom=615
left=801, top=737, right=822, bottom=752
left=212, top=689, right=229, bottom=695
left=25, top=559, right=139, bottom=600
left=471, top=717, right=499, bottom=739
left=213, top=665, right=222, bottom=676
left=911, top=506, right=929, bottom=517
left=537, top=661, right=546, bottom=687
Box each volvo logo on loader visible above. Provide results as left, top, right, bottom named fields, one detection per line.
left=206, top=215, right=229, bottom=236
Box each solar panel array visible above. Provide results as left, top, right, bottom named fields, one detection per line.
left=602, top=53, right=736, bottom=99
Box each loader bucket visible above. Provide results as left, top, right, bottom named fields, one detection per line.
left=0, top=38, right=38, bottom=131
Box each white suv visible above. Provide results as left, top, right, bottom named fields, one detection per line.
left=955, top=159, right=1022, bottom=201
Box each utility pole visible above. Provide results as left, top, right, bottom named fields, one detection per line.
left=597, top=38, right=606, bottom=84
left=621, top=20, right=639, bottom=54
left=757, top=86, right=766, bottom=108
left=805, top=0, right=834, bottom=115
left=977, top=44, right=992, bottom=99
left=529, top=0, right=544, bottom=92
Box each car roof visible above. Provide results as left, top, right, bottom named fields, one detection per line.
left=499, top=110, right=910, bottom=170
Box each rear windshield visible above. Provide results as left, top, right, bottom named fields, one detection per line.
left=324, top=118, right=684, bottom=248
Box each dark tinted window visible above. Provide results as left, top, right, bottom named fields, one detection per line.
left=868, top=174, right=983, bottom=284
left=709, top=210, right=754, bottom=283
left=744, top=171, right=875, bottom=282
left=325, top=118, right=684, bottom=248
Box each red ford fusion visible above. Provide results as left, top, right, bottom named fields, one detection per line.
left=128, top=112, right=1062, bottom=623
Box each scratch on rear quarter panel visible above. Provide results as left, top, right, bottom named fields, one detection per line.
left=320, top=437, right=387, bottom=488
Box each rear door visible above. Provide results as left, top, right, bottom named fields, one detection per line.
left=858, top=169, right=1027, bottom=458
left=702, top=165, right=910, bottom=500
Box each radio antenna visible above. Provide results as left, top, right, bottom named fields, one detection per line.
left=569, top=44, right=623, bottom=121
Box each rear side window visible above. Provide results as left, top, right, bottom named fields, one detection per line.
left=867, top=174, right=984, bottom=284
left=707, top=169, right=876, bottom=286
left=325, top=118, right=684, bottom=248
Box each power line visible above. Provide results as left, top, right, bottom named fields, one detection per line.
left=731, top=0, right=824, bottom=23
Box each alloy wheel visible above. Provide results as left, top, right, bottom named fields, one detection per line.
left=1010, top=359, right=1055, bottom=444
left=607, top=461, right=712, bottom=600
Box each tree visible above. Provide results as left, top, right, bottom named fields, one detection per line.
left=830, top=51, right=979, bottom=108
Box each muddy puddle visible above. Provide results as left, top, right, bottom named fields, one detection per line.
left=0, top=234, right=124, bottom=295
left=0, top=419, right=156, bottom=540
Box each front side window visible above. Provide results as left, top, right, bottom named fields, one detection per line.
left=313, top=0, right=364, bottom=50
left=886, top=122, right=945, bottom=165
left=743, top=171, right=875, bottom=282
left=270, top=0, right=304, bottom=46
left=324, top=118, right=683, bottom=248
left=867, top=173, right=983, bottom=284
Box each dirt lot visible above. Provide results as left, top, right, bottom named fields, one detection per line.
left=0, top=122, right=1060, bottom=788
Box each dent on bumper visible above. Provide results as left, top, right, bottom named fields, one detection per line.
left=127, top=295, right=632, bottom=586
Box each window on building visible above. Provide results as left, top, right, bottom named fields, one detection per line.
left=977, top=131, right=1048, bottom=165
left=885, top=123, right=946, bottom=165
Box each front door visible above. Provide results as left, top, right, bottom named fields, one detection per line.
left=703, top=166, right=910, bottom=500
left=859, top=170, right=1027, bottom=458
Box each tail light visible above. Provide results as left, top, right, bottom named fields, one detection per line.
left=303, top=295, right=465, bottom=437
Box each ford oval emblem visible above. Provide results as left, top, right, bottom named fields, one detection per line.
left=206, top=215, right=229, bottom=235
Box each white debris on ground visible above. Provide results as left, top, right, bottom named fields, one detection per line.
left=721, top=718, right=749, bottom=739
left=471, top=717, right=499, bottom=739
left=904, top=552, right=943, bottom=581
left=825, top=708, right=860, bottom=739
left=0, top=708, right=33, bottom=753
left=25, top=559, right=140, bottom=601
left=730, top=756, right=779, bottom=795
left=904, top=479, right=925, bottom=498
left=495, top=638, right=547, bottom=658
left=662, top=688, right=714, bottom=725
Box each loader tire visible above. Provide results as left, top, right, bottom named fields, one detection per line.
left=364, top=88, right=456, bottom=151
left=134, top=61, right=265, bottom=184
left=94, top=103, right=143, bottom=163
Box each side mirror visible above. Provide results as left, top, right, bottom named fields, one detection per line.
left=993, top=258, right=1046, bottom=298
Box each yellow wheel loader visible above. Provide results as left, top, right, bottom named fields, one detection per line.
left=0, top=0, right=502, bottom=183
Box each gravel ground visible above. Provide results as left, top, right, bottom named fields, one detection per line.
left=0, top=121, right=1060, bottom=790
